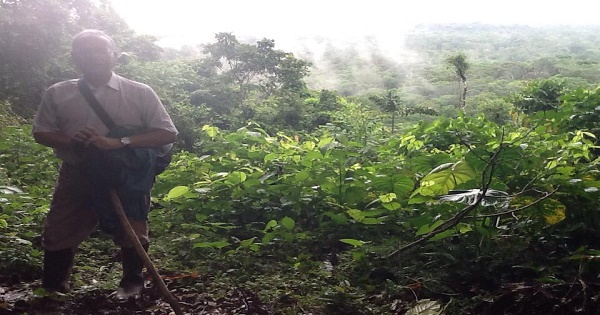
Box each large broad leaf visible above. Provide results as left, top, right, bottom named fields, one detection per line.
left=409, top=154, right=454, bottom=174
left=410, top=161, right=476, bottom=203
left=545, top=207, right=566, bottom=225
left=512, top=196, right=566, bottom=225
left=343, top=186, right=368, bottom=204
left=371, top=174, right=414, bottom=197
left=539, top=199, right=566, bottom=225
left=226, top=171, right=247, bottom=185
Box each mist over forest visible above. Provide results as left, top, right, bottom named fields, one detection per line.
left=211, top=23, right=600, bottom=98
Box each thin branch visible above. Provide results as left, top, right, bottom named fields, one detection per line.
left=385, top=130, right=510, bottom=260
left=384, top=201, right=482, bottom=259
left=386, top=140, right=505, bottom=259
left=109, top=190, right=183, bottom=315
left=465, top=186, right=560, bottom=219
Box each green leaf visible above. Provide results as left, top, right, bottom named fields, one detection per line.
left=264, top=153, right=278, bottom=163
left=429, top=229, right=454, bottom=241
left=411, top=161, right=476, bottom=198
left=362, top=209, right=387, bottom=217
left=336, top=134, right=349, bottom=144
left=262, top=232, right=276, bottom=244
left=458, top=223, right=473, bottom=234
left=226, top=171, right=247, bottom=185
left=371, top=175, right=414, bottom=196
left=193, top=241, right=230, bottom=249
left=340, top=238, right=366, bottom=247
left=361, top=217, right=385, bottom=225
left=303, top=150, right=323, bottom=163
left=0, top=219, right=7, bottom=228
left=329, top=149, right=347, bottom=162
left=280, top=217, right=295, bottom=231
left=343, top=186, right=367, bottom=204
left=295, top=171, right=309, bottom=181
left=346, top=209, right=365, bottom=222
left=195, top=214, right=208, bottom=222
left=382, top=201, right=401, bottom=211
left=166, top=186, right=190, bottom=199
left=322, top=212, right=348, bottom=225
left=239, top=237, right=257, bottom=247
left=317, top=136, right=334, bottom=149
left=352, top=251, right=366, bottom=261
left=202, top=125, right=220, bottom=138
left=416, top=220, right=444, bottom=236
left=379, top=193, right=397, bottom=203
left=263, top=220, right=278, bottom=232
left=302, top=141, right=316, bottom=150
left=320, top=181, right=337, bottom=194
left=33, top=287, right=50, bottom=297
left=408, top=193, right=432, bottom=204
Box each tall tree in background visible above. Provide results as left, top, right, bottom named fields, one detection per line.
left=199, top=33, right=310, bottom=128
left=447, top=52, right=469, bottom=111
left=369, top=90, right=402, bottom=133
left=203, top=33, right=310, bottom=99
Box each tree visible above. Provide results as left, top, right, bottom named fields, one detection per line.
left=510, top=78, right=566, bottom=114
left=199, top=33, right=310, bottom=127
left=369, top=90, right=402, bottom=133
left=203, top=33, right=309, bottom=100
left=0, top=0, right=138, bottom=118
left=446, top=52, right=469, bottom=111
left=302, top=89, right=341, bottom=129
left=119, top=34, right=163, bottom=62
left=0, top=0, right=73, bottom=117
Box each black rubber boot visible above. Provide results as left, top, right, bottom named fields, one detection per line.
left=116, top=243, right=148, bottom=299
left=42, top=248, right=75, bottom=293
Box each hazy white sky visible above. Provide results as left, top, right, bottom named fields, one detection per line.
left=110, top=0, right=600, bottom=50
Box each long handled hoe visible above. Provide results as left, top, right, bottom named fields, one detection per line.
left=109, top=189, right=183, bottom=315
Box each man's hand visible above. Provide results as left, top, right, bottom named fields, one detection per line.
left=74, top=127, right=122, bottom=150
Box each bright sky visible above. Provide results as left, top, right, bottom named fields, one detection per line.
left=110, top=0, right=600, bottom=51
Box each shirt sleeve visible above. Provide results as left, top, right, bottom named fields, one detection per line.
left=32, top=88, right=59, bottom=133
left=142, top=86, right=178, bottom=134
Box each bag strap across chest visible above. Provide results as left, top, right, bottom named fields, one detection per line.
left=77, top=79, right=116, bottom=130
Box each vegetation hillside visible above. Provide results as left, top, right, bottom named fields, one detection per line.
left=2, top=1, right=600, bottom=314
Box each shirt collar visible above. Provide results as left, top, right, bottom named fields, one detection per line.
left=82, top=73, right=120, bottom=91
left=106, top=73, right=120, bottom=91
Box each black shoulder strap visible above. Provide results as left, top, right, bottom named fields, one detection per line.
left=77, top=79, right=116, bottom=130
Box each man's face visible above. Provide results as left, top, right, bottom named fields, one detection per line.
left=72, top=35, right=116, bottom=77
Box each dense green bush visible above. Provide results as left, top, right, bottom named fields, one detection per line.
left=0, top=126, right=58, bottom=275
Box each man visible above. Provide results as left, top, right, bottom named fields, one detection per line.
left=32, top=29, right=178, bottom=298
